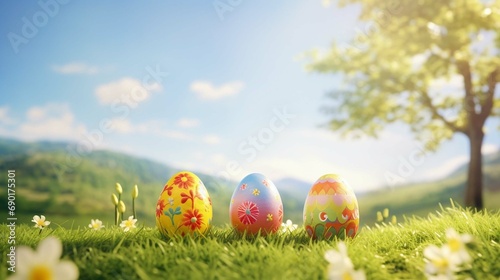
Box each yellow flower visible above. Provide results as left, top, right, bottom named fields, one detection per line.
left=7, top=237, right=79, bottom=280
left=120, top=216, right=137, bottom=232
left=383, top=208, right=389, bottom=218
left=115, top=182, right=123, bottom=194
left=111, top=194, right=118, bottom=206
left=376, top=211, right=383, bottom=222
left=32, top=215, right=50, bottom=229
left=252, top=189, right=260, bottom=196
left=132, top=184, right=139, bottom=198
left=267, top=214, right=273, bottom=221
left=391, top=215, right=397, bottom=225
left=89, top=219, right=104, bottom=230
left=118, top=201, right=126, bottom=213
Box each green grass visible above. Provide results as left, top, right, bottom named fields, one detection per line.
left=1, top=204, right=499, bottom=280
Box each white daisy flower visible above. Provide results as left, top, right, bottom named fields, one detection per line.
left=325, top=242, right=366, bottom=280
left=281, top=219, right=298, bottom=233
left=120, top=216, right=137, bottom=232
left=32, top=215, right=50, bottom=230
left=445, top=228, right=472, bottom=264
left=88, top=219, right=104, bottom=231
left=7, top=237, right=78, bottom=280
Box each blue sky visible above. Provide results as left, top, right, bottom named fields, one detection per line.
left=1, top=1, right=499, bottom=192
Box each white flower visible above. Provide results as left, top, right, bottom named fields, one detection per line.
left=120, top=216, right=137, bottom=232
left=32, top=215, right=50, bottom=229
left=424, top=245, right=457, bottom=279
left=427, top=275, right=455, bottom=280
left=281, top=219, right=298, bottom=233
left=7, top=237, right=78, bottom=280
left=445, top=228, right=472, bottom=264
left=327, top=269, right=366, bottom=280
left=325, top=242, right=353, bottom=270
left=88, top=219, right=104, bottom=231
left=325, top=242, right=366, bottom=280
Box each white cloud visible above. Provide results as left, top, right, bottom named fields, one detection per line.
left=157, top=130, right=192, bottom=140
left=176, top=118, right=200, bottom=128
left=107, top=118, right=192, bottom=141
left=6, top=104, right=88, bottom=141
left=206, top=127, right=412, bottom=192
left=95, top=78, right=162, bottom=107
left=27, top=107, right=46, bottom=121
left=240, top=154, right=379, bottom=193
left=52, top=62, right=100, bottom=75
left=190, top=80, right=244, bottom=100
left=211, top=153, right=228, bottom=165
left=108, top=118, right=135, bottom=134
left=0, top=107, right=16, bottom=125
left=203, top=134, right=221, bottom=145
left=0, top=107, right=8, bottom=118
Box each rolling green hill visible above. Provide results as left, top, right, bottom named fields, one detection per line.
left=0, top=138, right=498, bottom=229
left=0, top=138, right=235, bottom=227
left=357, top=152, right=500, bottom=225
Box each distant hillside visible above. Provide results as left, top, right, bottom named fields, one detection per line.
left=275, top=177, right=310, bottom=199
left=449, top=151, right=500, bottom=186
left=357, top=151, right=500, bottom=225
left=274, top=152, right=500, bottom=225
left=0, top=138, right=237, bottom=227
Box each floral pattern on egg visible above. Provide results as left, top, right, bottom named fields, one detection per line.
left=156, top=171, right=212, bottom=237
left=230, top=173, right=283, bottom=235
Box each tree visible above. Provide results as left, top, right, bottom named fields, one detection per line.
left=307, top=0, right=500, bottom=208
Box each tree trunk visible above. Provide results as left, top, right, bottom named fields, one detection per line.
left=464, top=130, right=484, bottom=209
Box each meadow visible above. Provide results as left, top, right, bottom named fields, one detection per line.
left=2, top=139, right=500, bottom=279
left=2, top=204, right=499, bottom=279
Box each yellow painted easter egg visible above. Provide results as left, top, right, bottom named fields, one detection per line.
left=156, top=171, right=212, bottom=237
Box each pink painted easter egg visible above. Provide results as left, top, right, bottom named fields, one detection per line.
left=229, top=173, right=283, bottom=236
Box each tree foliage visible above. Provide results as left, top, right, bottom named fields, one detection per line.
left=307, top=0, right=500, bottom=151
